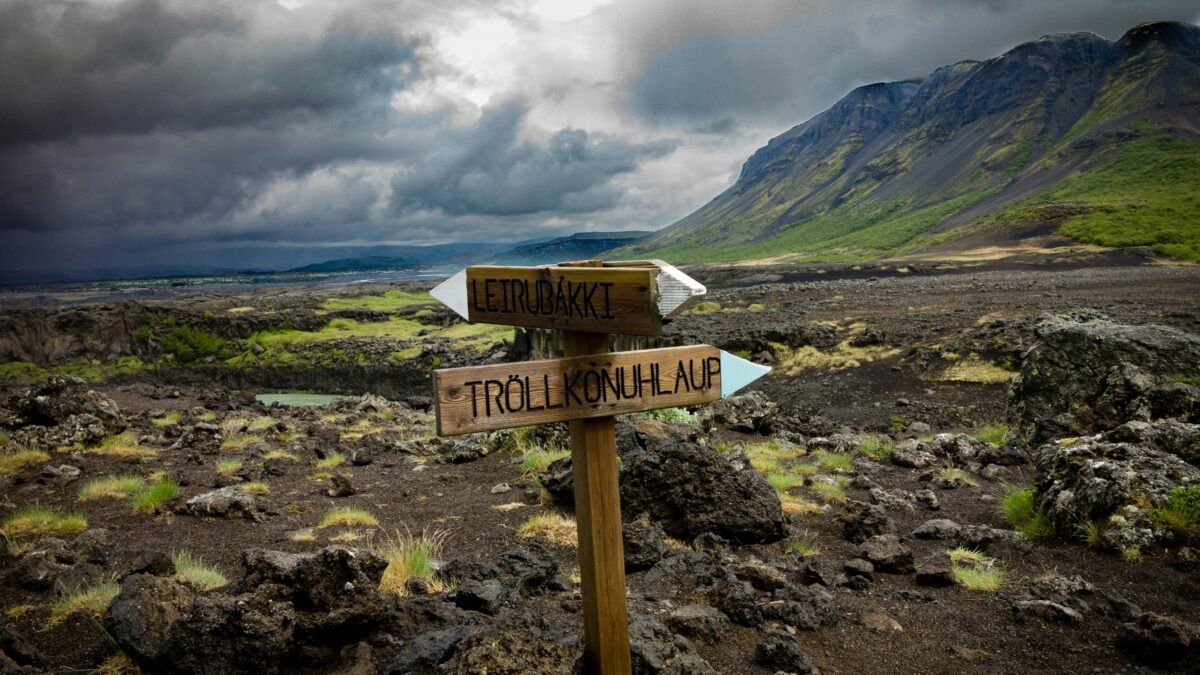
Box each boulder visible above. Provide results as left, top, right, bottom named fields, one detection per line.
left=1008, top=313, right=1200, bottom=442
left=912, top=518, right=962, bottom=540
left=840, top=501, right=894, bottom=544
left=8, top=376, right=126, bottom=433
left=858, top=535, right=914, bottom=574
left=628, top=615, right=714, bottom=675
left=754, top=638, right=812, bottom=674
left=543, top=426, right=785, bottom=544
left=698, top=390, right=777, bottom=433
left=664, top=605, right=729, bottom=645
left=1033, top=435, right=1200, bottom=547
left=623, top=513, right=667, bottom=571
left=1117, top=613, right=1199, bottom=667
left=440, top=620, right=580, bottom=674
left=0, top=624, right=44, bottom=673
left=107, top=574, right=196, bottom=665
left=891, top=439, right=936, bottom=469
left=184, top=486, right=260, bottom=520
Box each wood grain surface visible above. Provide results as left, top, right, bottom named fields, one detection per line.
left=463, top=265, right=661, bottom=336
left=433, top=344, right=722, bottom=435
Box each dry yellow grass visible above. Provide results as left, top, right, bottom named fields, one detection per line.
left=939, top=358, right=1017, bottom=384
left=516, top=512, right=577, bottom=547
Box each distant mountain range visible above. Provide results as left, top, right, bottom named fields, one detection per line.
left=615, top=21, right=1200, bottom=264
left=290, top=231, right=650, bottom=272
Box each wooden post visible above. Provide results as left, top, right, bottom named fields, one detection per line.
left=564, top=329, right=632, bottom=675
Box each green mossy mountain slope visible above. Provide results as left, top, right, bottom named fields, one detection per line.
left=616, top=21, right=1200, bottom=263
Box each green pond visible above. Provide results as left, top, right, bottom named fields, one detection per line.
left=255, top=393, right=346, bottom=407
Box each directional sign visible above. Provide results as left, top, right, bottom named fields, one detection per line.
left=433, top=345, right=769, bottom=436
left=429, top=259, right=705, bottom=337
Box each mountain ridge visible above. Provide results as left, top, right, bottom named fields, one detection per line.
left=615, top=21, right=1200, bottom=264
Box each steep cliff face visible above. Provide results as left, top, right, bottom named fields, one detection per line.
left=618, top=22, right=1200, bottom=263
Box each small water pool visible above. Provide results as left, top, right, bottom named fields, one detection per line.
left=255, top=393, right=347, bottom=407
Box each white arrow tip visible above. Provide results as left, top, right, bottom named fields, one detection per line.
left=720, top=350, right=771, bottom=397
left=430, top=269, right=469, bottom=320
left=654, top=260, right=706, bottom=317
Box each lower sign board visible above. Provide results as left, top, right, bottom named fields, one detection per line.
left=433, top=345, right=769, bottom=436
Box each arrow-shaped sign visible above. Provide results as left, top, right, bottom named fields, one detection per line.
left=430, top=259, right=705, bottom=337
left=433, top=345, right=769, bottom=435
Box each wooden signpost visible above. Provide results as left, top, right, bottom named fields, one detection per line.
left=430, top=260, right=770, bottom=675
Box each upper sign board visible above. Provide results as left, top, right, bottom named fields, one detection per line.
left=430, top=260, right=705, bottom=337
left=433, top=344, right=770, bottom=436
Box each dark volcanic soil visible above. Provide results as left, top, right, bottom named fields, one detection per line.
left=1, top=257, right=1199, bottom=674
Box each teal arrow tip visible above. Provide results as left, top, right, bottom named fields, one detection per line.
left=719, top=349, right=771, bottom=397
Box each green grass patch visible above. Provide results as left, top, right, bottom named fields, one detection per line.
left=150, top=410, right=183, bottom=427
left=48, top=581, right=119, bottom=627
left=785, top=536, right=821, bottom=556
left=519, top=446, right=570, bottom=476
left=162, top=326, right=231, bottom=364
left=241, top=481, right=270, bottom=494
left=322, top=289, right=433, bottom=312
left=315, top=452, right=347, bottom=469
left=377, top=528, right=449, bottom=595
left=974, top=424, right=1009, bottom=446
left=319, top=507, right=378, bottom=529
left=808, top=480, right=847, bottom=503
left=817, top=452, right=854, bottom=472
left=221, top=433, right=262, bottom=450
left=85, top=432, right=157, bottom=458
left=1012, top=135, right=1200, bottom=262
left=2, top=506, right=87, bottom=536
left=517, top=512, right=577, bottom=547
left=642, top=407, right=696, bottom=424
left=937, top=467, right=978, bottom=487
left=0, top=449, right=50, bottom=476
left=689, top=301, right=721, bottom=314
left=263, top=450, right=300, bottom=461
left=1152, top=486, right=1200, bottom=540
left=952, top=564, right=1004, bottom=592
left=215, top=458, right=243, bottom=475
left=857, top=437, right=894, bottom=461
left=79, top=475, right=146, bottom=501
left=1000, top=486, right=1053, bottom=538
left=767, top=473, right=808, bottom=492
left=173, top=551, right=228, bottom=590
left=131, top=477, right=179, bottom=514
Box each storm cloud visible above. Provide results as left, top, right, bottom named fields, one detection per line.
left=0, top=0, right=1195, bottom=274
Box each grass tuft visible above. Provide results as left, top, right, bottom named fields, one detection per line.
left=937, top=467, right=978, bottom=487
left=263, top=450, right=299, bottom=462
left=149, top=410, right=183, bottom=427
left=85, top=432, right=156, bottom=458
left=1000, top=486, right=1052, bottom=538
left=785, top=535, right=821, bottom=556
left=517, top=512, right=577, bottom=547
left=318, top=507, right=379, bottom=529
left=48, top=581, right=119, bottom=627
left=221, top=433, right=263, bottom=450
left=974, top=424, right=1009, bottom=446
left=241, top=481, right=270, bottom=494
left=172, top=551, right=227, bottom=590
left=779, top=494, right=823, bottom=516
left=2, top=506, right=87, bottom=536
left=808, top=480, right=847, bottom=503
left=377, top=527, right=450, bottom=595
left=817, top=452, right=854, bottom=472
left=518, top=446, right=570, bottom=476
left=952, top=564, right=1005, bottom=592
left=1152, top=486, right=1200, bottom=540
left=131, top=477, right=179, bottom=514
left=315, top=452, right=347, bottom=469
left=857, top=437, right=894, bottom=461
left=215, top=458, right=243, bottom=475
left=642, top=407, right=696, bottom=424
left=79, top=475, right=146, bottom=501
left=0, top=449, right=51, bottom=476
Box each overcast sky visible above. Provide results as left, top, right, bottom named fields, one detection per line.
left=1, top=0, right=1196, bottom=273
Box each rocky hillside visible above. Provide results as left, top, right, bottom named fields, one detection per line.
left=616, top=21, right=1200, bottom=263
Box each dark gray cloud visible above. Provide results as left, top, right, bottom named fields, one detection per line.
left=0, top=0, right=675, bottom=272
left=626, top=0, right=1200, bottom=127
left=390, top=104, right=676, bottom=217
